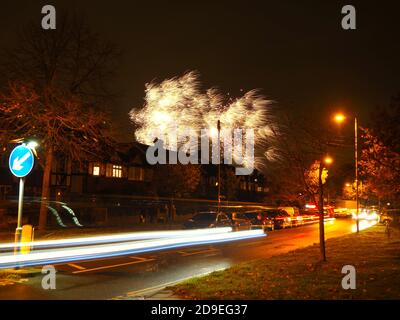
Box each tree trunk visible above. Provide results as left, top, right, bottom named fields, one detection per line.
left=38, top=146, right=53, bottom=231
left=318, top=159, right=326, bottom=262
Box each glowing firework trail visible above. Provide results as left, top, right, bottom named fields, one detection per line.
left=0, top=229, right=265, bottom=269
left=129, top=71, right=276, bottom=169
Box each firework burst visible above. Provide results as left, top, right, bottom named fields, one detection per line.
left=130, top=71, right=276, bottom=170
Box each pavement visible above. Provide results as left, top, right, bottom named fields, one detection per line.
left=0, top=218, right=362, bottom=300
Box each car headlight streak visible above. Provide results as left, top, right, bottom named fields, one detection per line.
left=0, top=227, right=233, bottom=250
left=0, top=229, right=265, bottom=269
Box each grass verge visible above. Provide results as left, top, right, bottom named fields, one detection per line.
left=171, top=224, right=400, bottom=299
left=0, top=271, right=21, bottom=281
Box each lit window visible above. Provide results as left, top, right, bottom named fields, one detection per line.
left=112, top=165, right=122, bottom=178
left=106, top=164, right=123, bottom=178
left=93, top=166, right=100, bottom=176
left=89, top=162, right=101, bottom=176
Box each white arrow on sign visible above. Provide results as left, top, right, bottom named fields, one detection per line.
left=12, top=152, right=31, bottom=171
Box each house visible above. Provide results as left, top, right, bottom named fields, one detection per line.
left=50, top=142, right=155, bottom=197
left=0, top=141, right=269, bottom=201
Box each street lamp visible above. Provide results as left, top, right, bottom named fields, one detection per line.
left=323, top=156, right=333, bottom=205
left=334, top=113, right=346, bottom=123
left=324, top=156, right=333, bottom=165
left=318, top=155, right=333, bottom=262
left=217, top=120, right=221, bottom=213
left=26, top=141, right=39, bottom=150
left=333, top=112, right=360, bottom=233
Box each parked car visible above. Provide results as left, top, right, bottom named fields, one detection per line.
left=334, top=207, right=353, bottom=218
left=243, top=211, right=271, bottom=231
left=278, top=206, right=300, bottom=217
left=291, top=212, right=309, bottom=227
left=227, top=212, right=252, bottom=231
left=380, top=209, right=400, bottom=225
left=303, top=205, right=335, bottom=219
left=183, top=211, right=233, bottom=229
left=324, top=206, right=335, bottom=218
left=263, top=209, right=293, bottom=229
left=279, top=207, right=304, bottom=227
left=244, top=209, right=293, bottom=230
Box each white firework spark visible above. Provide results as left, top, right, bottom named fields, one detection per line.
left=130, top=71, right=275, bottom=170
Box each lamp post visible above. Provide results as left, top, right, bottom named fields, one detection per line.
left=333, top=113, right=360, bottom=233
left=354, top=117, right=359, bottom=233
left=217, top=120, right=221, bottom=213
left=318, top=156, right=333, bottom=262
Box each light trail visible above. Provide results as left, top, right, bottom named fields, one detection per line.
left=351, top=220, right=377, bottom=232
left=0, top=229, right=265, bottom=269
left=0, top=227, right=233, bottom=251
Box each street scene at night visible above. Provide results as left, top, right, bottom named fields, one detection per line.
left=0, top=0, right=400, bottom=315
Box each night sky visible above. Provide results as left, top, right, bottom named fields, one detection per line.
left=1, top=0, right=400, bottom=144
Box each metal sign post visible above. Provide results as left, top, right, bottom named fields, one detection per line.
left=9, top=144, right=35, bottom=253
left=14, top=178, right=25, bottom=251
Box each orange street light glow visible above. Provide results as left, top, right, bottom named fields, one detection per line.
left=334, top=113, right=346, bottom=123
left=324, top=157, right=333, bottom=164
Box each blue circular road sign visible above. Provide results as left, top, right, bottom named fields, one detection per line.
left=9, top=145, right=35, bottom=178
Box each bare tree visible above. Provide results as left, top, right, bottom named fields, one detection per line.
left=268, top=113, right=328, bottom=202
left=0, top=14, right=119, bottom=231
left=268, top=111, right=336, bottom=261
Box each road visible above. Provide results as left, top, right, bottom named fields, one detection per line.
left=0, top=218, right=368, bottom=299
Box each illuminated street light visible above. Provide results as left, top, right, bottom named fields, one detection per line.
left=324, top=156, right=333, bottom=165
left=26, top=141, right=39, bottom=150
left=334, top=113, right=346, bottom=124
left=24, top=140, right=39, bottom=158
left=332, top=112, right=360, bottom=233
left=345, top=183, right=351, bottom=187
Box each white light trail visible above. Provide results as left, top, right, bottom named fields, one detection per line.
left=0, top=227, right=233, bottom=250
left=0, top=229, right=265, bottom=269
left=351, top=220, right=377, bottom=232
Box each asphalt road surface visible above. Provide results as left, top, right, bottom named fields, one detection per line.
left=0, top=218, right=366, bottom=299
